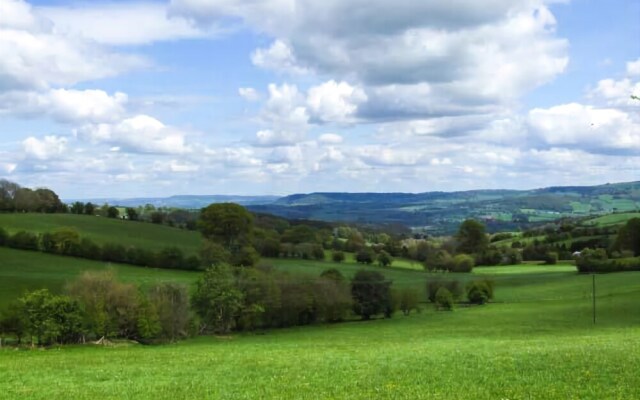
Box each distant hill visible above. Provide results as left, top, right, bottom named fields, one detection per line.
left=64, top=195, right=281, bottom=209
left=249, top=181, right=640, bottom=234
left=65, top=181, right=640, bottom=234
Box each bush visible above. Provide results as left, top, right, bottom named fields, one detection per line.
left=466, top=279, right=494, bottom=305
left=576, top=248, right=640, bottom=273
left=355, top=249, right=374, bottom=264
left=0, top=227, right=7, bottom=246
left=542, top=251, right=558, bottom=265
left=351, top=270, right=392, bottom=320
left=396, top=288, right=420, bottom=315
left=332, top=251, right=346, bottom=263
left=101, top=242, right=128, bottom=263
left=7, top=231, right=39, bottom=251
left=452, top=254, right=474, bottom=272
left=377, top=250, right=393, bottom=267
left=427, top=278, right=462, bottom=303
left=435, top=287, right=453, bottom=311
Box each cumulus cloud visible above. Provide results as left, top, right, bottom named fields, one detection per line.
left=22, top=135, right=67, bottom=160
left=0, top=89, right=128, bottom=123
left=527, top=103, right=640, bottom=152
left=238, top=87, right=260, bottom=101
left=627, top=58, right=640, bottom=77
left=0, top=0, right=146, bottom=92
left=38, top=2, right=216, bottom=46
left=306, top=80, right=366, bottom=123
left=76, top=115, right=191, bottom=154
left=251, top=40, right=308, bottom=75
left=317, top=133, right=343, bottom=145
left=172, top=0, right=568, bottom=121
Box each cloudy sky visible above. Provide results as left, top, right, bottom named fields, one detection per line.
left=1, top=0, right=639, bottom=198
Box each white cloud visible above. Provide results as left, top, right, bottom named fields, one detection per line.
left=22, top=135, right=67, bottom=160
left=528, top=103, right=640, bottom=151
left=0, top=0, right=146, bottom=92
left=627, top=58, right=640, bottom=77
left=238, top=87, right=260, bottom=101
left=0, top=88, right=128, bottom=123
left=306, top=80, right=367, bottom=123
left=76, top=115, right=191, bottom=154
left=589, top=78, right=640, bottom=107
left=251, top=40, right=308, bottom=75
left=318, top=133, right=343, bottom=145
left=38, top=2, right=216, bottom=46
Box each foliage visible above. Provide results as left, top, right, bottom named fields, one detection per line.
left=452, top=254, right=475, bottom=272
left=466, top=280, right=494, bottom=305
left=199, top=203, right=254, bottom=251
left=355, top=248, right=374, bottom=264
left=351, top=270, right=393, bottom=320
left=614, top=218, right=640, bottom=256
left=396, top=288, right=420, bottom=315
left=427, top=278, right=462, bottom=303
left=7, top=231, right=39, bottom=250
left=435, top=287, right=454, bottom=311
left=332, top=251, right=346, bottom=263
left=456, top=219, right=489, bottom=254
left=377, top=250, right=393, bottom=267
left=191, top=265, right=244, bottom=334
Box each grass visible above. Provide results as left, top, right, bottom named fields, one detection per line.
left=0, top=213, right=202, bottom=255
left=0, top=248, right=199, bottom=305
left=1, top=270, right=639, bottom=399
left=1, top=246, right=639, bottom=398
left=584, top=212, right=640, bottom=227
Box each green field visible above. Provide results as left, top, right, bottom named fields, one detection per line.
left=0, top=213, right=202, bottom=254
left=584, top=212, right=640, bottom=227
left=2, top=247, right=640, bottom=398
left=0, top=248, right=199, bottom=305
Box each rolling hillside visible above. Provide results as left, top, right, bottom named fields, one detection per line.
left=0, top=213, right=203, bottom=255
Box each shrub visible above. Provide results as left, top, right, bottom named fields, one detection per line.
left=7, top=231, right=39, bottom=251
left=332, top=251, right=346, bottom=263
left=466, top=279, right=494, bottom=305
left=452, top=254, right=474, bottom=272
left=77, top=238, right=102, bottom=260
left=0, top=227, right=7, bottom=246
left=542, top=251, right=558, bottom=265
left=351, top=270, right=392, bottom=320
left=355, top=249, right=374, bottom=264
left=396, top=288, right=420, bottom=315
left=101, top=242, right=128, bottom=263
left=155, top=246, right=186, bottom=269
left=427, top=278, right=462, bottom=303
left=377, top=250, right=393, bottom=267
left=435, top=287, right=453, bottom=311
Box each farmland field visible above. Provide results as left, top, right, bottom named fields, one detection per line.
left=1, top=248, right=639, bottom=399
left=0, top=213, right=202, bottom=255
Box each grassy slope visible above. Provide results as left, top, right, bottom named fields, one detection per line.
left=584, top=212, right=640, bottom=227
left=1, top=269, right=638, bottom=399
left=0, top=213, right=202, bottom=255
left=0, top=248, right=199, bottom=304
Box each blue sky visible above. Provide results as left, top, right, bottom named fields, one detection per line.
left=0, top=0, right=639, bottom=198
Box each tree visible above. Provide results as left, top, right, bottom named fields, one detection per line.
left=191, top=265, right=244, bottom=333
left=0, top=179, right=20, bottom=212
left=70, top=201, right=84, bottom=214
left=614, top=218, right=640, bottom=256
left=332, top=251, right=346, bottom=263
left=200, top=240, right=231, bottom=267
left=148, top=283, right=191, bottom=341
left=396, top=288, right=420, bottom=316
left=456, top=219, right=489, bottom=255
left=356, top=248, right=374, bottom=264
left=84, top=202, right=96, bottom=215
left=466, top=280, right=494, bottom=305
left=107, top=207, right=120, bottom=219
left=377, top=250, right=393, bottom=267
left=19, top=289, right=84, bottom=345
left=0, top=302, right=26, bottom=344
left=351, top=270, right=392, bottom=320
left=452, top=254, right=474, bottom=272
left=199, top=203, right=254, bottom=252
left=435, top=287, right=454, bottom=311
left=126, top=207, right=139, bottom=221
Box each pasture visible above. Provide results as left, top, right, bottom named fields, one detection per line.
left=0, top=213, right=202, bottom=255
left=1, top=248, right=639, bottom=399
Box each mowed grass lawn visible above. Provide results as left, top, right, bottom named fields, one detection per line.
left=1, top=249, right=640, bottom=398
left=0, top=213, right=202, bottom=255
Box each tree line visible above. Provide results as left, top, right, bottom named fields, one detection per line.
left=0, top=180, right=66, bottom=213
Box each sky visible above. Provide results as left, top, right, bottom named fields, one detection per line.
left=0, top=0, right=639, bottom=198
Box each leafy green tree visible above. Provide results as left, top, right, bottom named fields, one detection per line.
left=0, top=179, right=20, bottom=212
left=0, top=302, right=26, bottom=344
left=351, top=270, right=392, bottom=320
left=8, top=231, right=39, bottom=251
left=107, top=207, right=120, bottom=219
left=199, top=203, right=254, bottom=252
left=456, top=219, right=489, bottom=255
left=148, top=283, right=191, bottom=341
left=0, top=227, right=8, bottom=246
left=321, top=268, right=345, bottom=284
left=332, top=251, right=346, bottom=263
left=377, top=250, right=393, bottom=267
left=435, top=287, right=454, bottom=311
left=466, top=279, right=494, bottom=305
left=281, top=225, right=317, bottom=244
left=191, top=265, right=244, bottom=333
left=19, top=289, right=83, bottom=345
left=452, top=254, right=475, bottom=272
left=396, top=288, right=420, bottom=316
left=614, top=218, right=640, bottom=256
left=314, top=275, right=352, bottom=322
left=200, top=240, right=231, bottom=267
left=356, top=248, right=374, bottom=264
left=84, top=202, right=96, bottom=215
left=70, top=201, right=84, bottom=214
left=126, top=207, right=139, bottom=221
left=136, top=293, right=161, bottom=341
